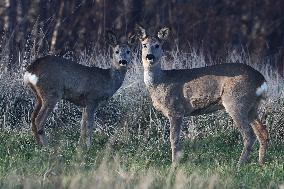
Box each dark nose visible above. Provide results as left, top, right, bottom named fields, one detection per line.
left=146, top=54, right=155, bottom=61
left=119, top=60, right=127, bottom=65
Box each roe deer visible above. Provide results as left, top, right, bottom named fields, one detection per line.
left=135, top=25, right=269, bottom=166
left=24, top=31, right=135, bottom=147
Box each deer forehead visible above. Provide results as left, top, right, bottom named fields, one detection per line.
left=142, top=37, right=160, bottom=45
left=114, top=44, right=130, bottom=51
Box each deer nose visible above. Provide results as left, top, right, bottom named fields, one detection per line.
left=119, top=60, right=127, bottom=66
left=146, top=54, right=155, bottom=61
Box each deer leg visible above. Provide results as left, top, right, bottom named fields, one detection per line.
left=237, top=122, right=256, bottom=166
left=35, top=101, right=57, bottom=146
left=230, top=113, right=256, bottom=166
left=223, top=101, right=256, bottom=166
left=31, top=100, right=42, bottom=144
left=85, top=106, right=96, bottom=149
left=249, top=110, right=269, bottom=166
left=79, top=108, right=87, bottom=145
left=29, top=85, right=42, bottom=144
left=169, top=116, right=182, bottom=164
left=250, top=119, right=268, bottom=166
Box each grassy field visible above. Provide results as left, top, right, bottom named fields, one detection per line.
left=0, top=129, right=283, bottom=189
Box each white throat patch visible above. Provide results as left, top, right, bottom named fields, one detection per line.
left=144, top=69, right=155, bottom=87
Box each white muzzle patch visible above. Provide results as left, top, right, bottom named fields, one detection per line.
left=24, top=71, right=38, bottom=86
left=256, top=82, right=268, bottom=96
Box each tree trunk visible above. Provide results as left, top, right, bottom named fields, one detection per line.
left=4, top=0, right=17, bottom=32
left=50, top=0, right=65, bottom=52
left=4, top=0, right=17, bottom=69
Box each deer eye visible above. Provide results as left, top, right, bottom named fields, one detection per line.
left=155, top=44, right=160, bottom=48
left=115, top=51, right=119, bottom=54
left=143, top=44, right=147, bottom=48
left=127, top=50, right=130, bottom=54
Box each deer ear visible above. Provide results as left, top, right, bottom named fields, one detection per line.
left=157, top=27, right=170, bottom=40
left=106, top=30, right=118, bottom=46
left=135, top=24, right=147, bottom=40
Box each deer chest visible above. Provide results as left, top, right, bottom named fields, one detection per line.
left=148, top=86, right=185, bottom=117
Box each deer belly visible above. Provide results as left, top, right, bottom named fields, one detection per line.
left=183, top=81, right=224, bottom=115
left=188, top=96, right=224, bottom=115
left=63, top=89, right=88, bottom=107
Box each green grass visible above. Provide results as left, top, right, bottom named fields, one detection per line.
left=0, top=129, right=283, bottom=189
left=0, top=45, right=283, bottom=188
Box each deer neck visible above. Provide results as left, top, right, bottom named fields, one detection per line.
left=143, top=61, right=164, bottom=87
left=110, top=63, right=127, bottom=90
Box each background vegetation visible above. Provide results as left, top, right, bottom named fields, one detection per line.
left=0, top=0, right=283, bottom=70
left=0, top=0, right=283, bottom=189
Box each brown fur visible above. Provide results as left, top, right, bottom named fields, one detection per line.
left=25, top=31, right=134, bottom=147
left=26, top=55, right=128, bottom=146
left=136, top=25, right=269, bottom=166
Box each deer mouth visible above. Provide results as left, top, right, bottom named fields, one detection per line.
left=146, top=54, right=155, bottom=64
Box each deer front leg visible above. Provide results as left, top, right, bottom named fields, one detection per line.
left=169, top=116, right=182, bottom=164
left=85, top=106, right=96, bottom=149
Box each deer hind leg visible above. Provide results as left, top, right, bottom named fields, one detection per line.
left=79, top=108, right=87, bottom=145
left=35, top=97, right=59, bottom=146
left=30, top=86, right=42, bottom=144
left=32, top=99, right=42, bottom=144
left=237, top=120, right=256, bottom=166
left=249, top=109, right=269, bottom=166
left=169, top=116, right=183, bottom=164
left=223, top=102, right=256, bottom=166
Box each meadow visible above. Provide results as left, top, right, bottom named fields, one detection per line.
left=0, top=40, right=283, bottom=188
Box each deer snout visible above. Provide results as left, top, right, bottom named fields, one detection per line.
left=146, top=54, right=155, bottom=61
left=119, top=60, right=128, bottom=66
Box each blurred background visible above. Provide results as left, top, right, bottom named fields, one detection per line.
left=0, top=0, right=283, bottom=70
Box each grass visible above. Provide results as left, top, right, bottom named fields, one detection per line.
left=0, top=33, right=283, bottom=188
left=0, top=129, right=283, bottom=189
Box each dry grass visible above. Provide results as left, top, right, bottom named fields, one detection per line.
left=0, top=33, right=283, bottom=188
